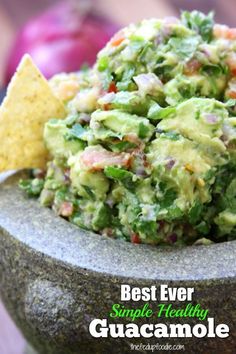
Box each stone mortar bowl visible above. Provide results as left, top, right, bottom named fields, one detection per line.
left=0, top=172, right=235, bottom=354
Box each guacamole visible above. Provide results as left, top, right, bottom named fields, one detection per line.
left=20, top=11, right=236, bottom=245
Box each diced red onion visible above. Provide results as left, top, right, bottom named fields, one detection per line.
left=32, top=168, right=46, bottom=179
left=100, top=92, right=116, bottom=104
left=159, top=220, right=165, bottom=230
left=106, top=198, right=115, bottom=208
left=4, top=1, right=119, bottom=83
left=133, top=73, right=163, bottom=96
left=199, top=44, right=212, bottom=59
left=165, top=158, right=175, bottom=170
left=204, top=114, right=220, bottom=124
left=135, top=167, right=148, bottom=177
left=78, top=113, right=91, bottom=124
left=64, top=168, right=71, bottom=183
left=221, top=122, right=236, bottom=143
left=168, top=233, right=177, bottom=243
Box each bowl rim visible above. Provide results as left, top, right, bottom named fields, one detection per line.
left=0, top=171, right=235, bottom=282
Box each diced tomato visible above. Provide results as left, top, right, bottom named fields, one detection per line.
left=228, top=90, right=236, bottom=99
left=213, top=24, right=236, bottom=40
left=226, top=78, right=236, bottom=98
left=131, top=233, right=141, bottom=244
left=185, top=163, right=194, bottom=173
left=59, top=201, right=73, bottom=217
left=110, top=32, right=125, bottom=47
left=226, top=53, right=236, bottom=76
left=184, top=59, right=201, bottom=76
left=57, top=80, right=79, bottom=101
left=108, top=81, right=118, bottom=93
left=213, top=24, right=228, bottom=38
left=103, top=103, right=111, bottom=111
left=102, top=228, right=114, bottom=237
left=227, top=29, right=236, bottom=40
left=124, top=133, right=141, bottom=146
left=80, top=147, right=131, bottom=171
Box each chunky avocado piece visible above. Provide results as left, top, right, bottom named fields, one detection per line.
left=92, top=202, right=111, bottom=230
left=44, top=119, right=84, bottom=158
left=71, top=199, right=98, bottom=230
left=164, top=74, right=227, bottom=106
left=98, top=91, right=150, bottom=115
left=136, top=178, right=155, bottom=204
left=91, top=109, right=154, bottom=141
left=147, top=135, right=215, bottom=208
left=69, top=154, right=109, bottom=201
left=215, top=210, right=236, bottom=235
left=158, top=98, right=228, bottom=150
left=104, top=166, right=136, bottom=190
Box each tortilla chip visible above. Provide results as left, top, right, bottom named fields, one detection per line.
left=0, top=54, right=66, bottom=172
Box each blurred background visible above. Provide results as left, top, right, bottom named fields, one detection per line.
left=0, top=0, right=235, bottom=353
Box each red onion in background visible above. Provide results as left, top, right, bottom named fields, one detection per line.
left=4, top=0, right=119, bottom=84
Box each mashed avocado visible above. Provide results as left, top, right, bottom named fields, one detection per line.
left=20, top=11, right=236, bottom=245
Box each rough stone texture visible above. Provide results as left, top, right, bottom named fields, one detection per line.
left=0, top=172, right=235, bottom=354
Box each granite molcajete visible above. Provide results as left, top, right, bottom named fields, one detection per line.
left=0, top=172, right=235, bottom=354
